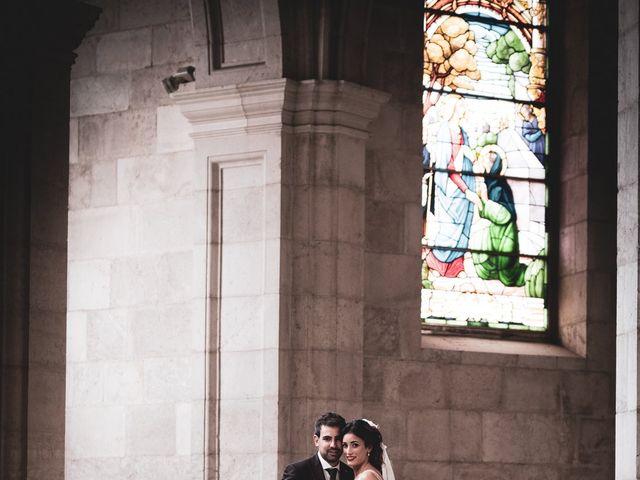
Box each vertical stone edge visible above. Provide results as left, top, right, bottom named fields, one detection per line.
left=615, top=0, right=639, bottom=478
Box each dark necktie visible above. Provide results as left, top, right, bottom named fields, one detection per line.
left=326, top=467, right=338, bottom=480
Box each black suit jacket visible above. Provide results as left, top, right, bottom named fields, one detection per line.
left=282, top=454, right=354, bottom=480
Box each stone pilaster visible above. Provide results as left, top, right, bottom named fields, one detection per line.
left=174, top=79, right=388, bottom=479
left=615, top=0, right=639, bottom=477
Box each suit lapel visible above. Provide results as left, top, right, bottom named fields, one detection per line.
left=311, top=454, right=326, bottom=480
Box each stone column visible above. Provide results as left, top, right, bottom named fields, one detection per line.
left=1, top=3, right=99, bottom=480
left=174, top=79, right=388, bottom=479
left=616, top=0, right=639, bottom=478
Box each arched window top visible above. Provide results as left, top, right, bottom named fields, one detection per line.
left=421, top=0, right=549, bottom=336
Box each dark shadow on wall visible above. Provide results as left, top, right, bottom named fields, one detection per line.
left=1, top=2, right=99, bottom=478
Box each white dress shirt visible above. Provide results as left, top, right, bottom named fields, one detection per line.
left=317, top=452, right=341, bottom=480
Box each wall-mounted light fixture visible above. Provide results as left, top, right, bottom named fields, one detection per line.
left=162, top=66, right=196, bottom=94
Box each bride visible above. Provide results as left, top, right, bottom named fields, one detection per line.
left=342, top=419, right=395, bottom=480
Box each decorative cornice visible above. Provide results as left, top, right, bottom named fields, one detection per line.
left=173, top=79, right=390, bottom=139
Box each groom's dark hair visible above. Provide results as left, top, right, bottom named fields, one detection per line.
left=314, top=412, right=347, bottom=436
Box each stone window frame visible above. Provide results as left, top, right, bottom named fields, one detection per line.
left=420, top=2, right=554, bottom=344
left=420, top=0, right=615, bottom=359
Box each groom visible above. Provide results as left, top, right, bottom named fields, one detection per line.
left=281, top=412, right=354, bottom=480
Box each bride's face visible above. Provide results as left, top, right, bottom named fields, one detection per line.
left=343, top=433, right=371, bottom=470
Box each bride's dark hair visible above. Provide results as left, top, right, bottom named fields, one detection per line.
left=342, top=419, right=383, bottom=472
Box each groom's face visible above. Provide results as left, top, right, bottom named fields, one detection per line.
left=314, top=425, right=343, bottom=465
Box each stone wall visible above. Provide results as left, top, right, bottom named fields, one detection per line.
left=66, top=0, right=617, bottom=479
left=360, top=1, right=616, bottom=479
left=616, top=0, right=639, bottom=477
left=66, top=0, right=206, bottom=478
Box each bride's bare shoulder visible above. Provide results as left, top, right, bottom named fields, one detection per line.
left=355, top=470, right=383, bottom=480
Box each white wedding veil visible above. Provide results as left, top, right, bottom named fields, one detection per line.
left=380, top=442, right=396, bottom=480
left=361, top=419, right=396, bottom=480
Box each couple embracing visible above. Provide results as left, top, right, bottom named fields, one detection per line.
left=282, top=412, right=395, bottom=480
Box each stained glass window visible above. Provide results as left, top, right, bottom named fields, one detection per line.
left=421, top=0, right=549, bottom=333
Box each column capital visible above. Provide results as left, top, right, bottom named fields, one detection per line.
left=291, top=80, right=391, bottom=138
left=19, top=2, right=101, bottom=66
left=173, top=78, right=390, bottom=139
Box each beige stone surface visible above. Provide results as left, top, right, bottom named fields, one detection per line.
left=126, top=404, right=176, bottom=455
left=68, top=206, right=138, bottom=260
left=67, top=362, right=103, bottom=407
left=130, top=304, right=192, bottom=357
left=143, top=357, right=192, bottom=403
left=138, top=199, right=193, bottom=252
left=385, top=361, right=446, bottom=408
left=120, top=0, right=190, bottom=30
left=86, top=309, right=129, bottom=361
left=365, top=252, right=420, bottom=304
left=175, top=402, right=193, bottom=455
left=453, top=463, right=560, bottom=480
left=103, top=362, right=144, bottom=404
left=450, top=365, right=502, bottom=410
left=69, top=118, right=79, bottom=164
left=558, top=272, right=587, bottom=327
left=67, top=259, right=111, bottom=311
left=563, top=371, right=611, bottom=416
left=117, top=152, right=193, bottom=204
left=66, top=406, right=126, bottom=458
left=78, top=109, right=156, bottom=161
left=503, top=368, right=560, bottom=412
left=450, top=410, right=482, bottom=461
left=616, top=5, right=638, bottom=474
left=402, top=462, right=451, bottom=480
left=407, top=409, right=450, bottom=461
left=71, top=35, right=98, bottom=79
left=561, top=174, right=588, bottom=226
left=66, top=311, right=88, bottom=362
left=482, top=412, right=561, bottom=464
left=96, top=28, right=152, bottom=73
left=617, top=183, right=639, bottom=264
left=152, top=21, right=195, bottom=66
left=69, top=160, right=118, bottom=209
left=68, top=164, right=91, bottom=209
left=615, top=410, right=636, bottom=479
left=70, top=74, right=130, bottom=117
left=156, top=105, right=194, bottom=153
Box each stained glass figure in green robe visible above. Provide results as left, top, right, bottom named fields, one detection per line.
left=471, top=145, right=527, bottom=287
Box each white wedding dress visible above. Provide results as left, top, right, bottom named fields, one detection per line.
left=355, top=470, right=383, bottom=480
